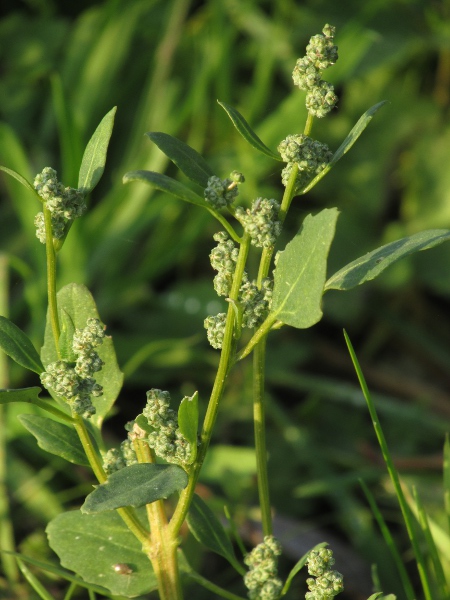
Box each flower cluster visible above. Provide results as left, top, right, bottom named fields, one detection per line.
left=204, top=171, right=244, bottom=210
left=305, top=548, right=344, bottom=600
left=239, top=276, right=273, bottom=329
left=292, top=24, right=338, bottom=118
left=278, top=134, right=332, bottom=194
left=143, top=389, right=192, bottom=465
left=244, top=535, right=283, bottom=600
left=210, top=231, right=240, bottom=297
left=102, top=440, right=138, bottom=475
left=235, top=198, right=282, bottom=248
left=33, top=167, right=86, bottom=243
left=204, top=312, right=227, bottom=350
left=40, top=318, right=105, bottom=418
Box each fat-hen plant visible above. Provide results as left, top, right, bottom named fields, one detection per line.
left=1, top=24, right=450, bottom=600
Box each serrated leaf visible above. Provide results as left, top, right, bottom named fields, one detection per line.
left=40, top=283, right=123, bottom=429
left=325, top=229, right=450, bottom=291
left=301, top=101, right=387, bottom=194
left=147, top=132, right=215, bottom=187
left=218, top=101, right=281, bottom=161
left=187, top=494, right=241, bottom=571
left=271, top=208, right=339, bottom=328
left=58, top=309, right=76, bottom=362
left=0, top=316, right=44, bottom=374
left=178, top=391, right=198, bottom=464
left=18, top=414, right=89, bottom=466
left=0, top=387, right=42, bottom=405
left=123, top=170, right=206, bottom=207
left=81, top=464, right=188, bottom=513
left=47, top=510, right=157, bottom=597
left=78, top=107, right=116, bottom=194
left=0, top=166, right=40, bottom=198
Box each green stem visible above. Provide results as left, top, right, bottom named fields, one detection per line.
left=43, top=206, right=60, bottom=354
left=184, top=569, right=247, bottom=600
left=169, top=234, right=251, bottom=538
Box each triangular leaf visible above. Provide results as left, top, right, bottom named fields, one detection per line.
left=81, top=464, right=188, bottom=513
left=78, top=107, right=116, bottom=194
left=187, top=494, right=242, bottom=573
left=0, top=166, right=40, bottom=198
left=301, top=101, right=387, bottom=194
left=47, top=510, right=157, bottom=597
left=178, top=391, right=198, bottom=464
left=325, top=229, right=450, bottom=291
left=0, top=316, right=44, bottom=374
left=271, top=208, right=339, bottom=328
left=123, top=170, right=206, bottom=207
left=40, top=283, right=123, bottom=429
left=218, top=101, right=281, bottom=161
left=18, top=414, right=89, bottom=466
left=147, top=132, right=215, bottom=187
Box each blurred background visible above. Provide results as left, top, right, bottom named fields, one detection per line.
left=1, top=0, right=450, bottom=598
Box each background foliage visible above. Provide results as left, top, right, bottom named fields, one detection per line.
left=1, top=0, right=449, bottom=598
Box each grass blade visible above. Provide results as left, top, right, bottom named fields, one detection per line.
left=444, top=435, right=450, bottom=531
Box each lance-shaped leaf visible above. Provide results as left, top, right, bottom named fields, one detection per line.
left=81, top=464, right=188, bottom=513
left=58, top=309, right=76, bottom=362
left=270, top=208, right=339, bottom=328
left=47, top=510, right=157, bottom=597
left=0, top=387, right=42, bottom=405
left=40, top=283, right=123, bottom=430
left=18, top=414, right=89, bottom=466
left=123, top=170, right=206, bottom=207
left=187, top=494, right=243, bottom=573
left=0, top=166, right=40, bottom=198
left=301, top=101, right=387, bottom=194
left=147, top=132, right=215, bottom=187
left=218, top=101, right=281, bottom=161
left=178, top=391, right=198, bottom=464
left=78, top=107, right=116, bottom=194
left=325, top=229, right=450, bottom=292
left=0, top=316, right=44, bottom=374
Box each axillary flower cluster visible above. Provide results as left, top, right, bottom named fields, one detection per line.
left=305, top=548, right=344, bottom=600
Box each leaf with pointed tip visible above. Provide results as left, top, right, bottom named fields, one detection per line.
left=0, top=166, right=40, bottom=198
left=187, top=494, right=242, bottom=572
left=218, top=101, right=281, bottom=161
left=123, top=170, right=205, bottom=206
left=81, top=464, right=188, bottom=513
left=78, top=107, right=116, bottom=194
left=18, top=414, right=89, bottom=466
left=325, top=229, right=450, bottom=291
left=178, top=391, right=198, bottom=464
left=0, top=316, right=44, bottom=374
left=0, top=387, right=42, bottom=405
left=47, top=510, right=157, bottom=596
left=301, top=101, right=387, bottom=194
left=147, top=132, right=215, bottom=187
left=40, top=283, right=123, bottom=429
left=58, top=309, right=76, bottom=362
left=270, top=208, right=339, bottom=328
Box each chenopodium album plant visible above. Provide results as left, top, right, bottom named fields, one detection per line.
left=1, top=24, right=450, bottom=600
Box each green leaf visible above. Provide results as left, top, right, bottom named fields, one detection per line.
left=271, top=208, right=339, bottom=328
left=325, top=229, right=450, bottom=291
left=147, top=132, right=215, bottom=187
left=0, top=316, right=44, bottom=374
left=81, top=464, right=188, bottom=513
left=187, top=494, right=243, bottom=573
left=58, top=309, right=76, bottom=362
left=0, top=166, right=40, bottom=198
left=0, top=387, right=41, bottom=405
left=444, top=435, right=450, bottom=529
left=40, top=283, right=124, bottom=429
left=18, top=414, right=89, bottom=466
left=178, top=391, right=198, bottom=464
left=218, top=101, right=281, bottom=161
left=301, top=101, right=387, bottom=194
left=78, top=106, right=116, bottom=194
left=123, top=170, right=206, bottom=207
left=47, top=510, right=157, bottom=597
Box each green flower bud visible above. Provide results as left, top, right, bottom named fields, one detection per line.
left=235, top=198, right=282, bottom=248
left=204, top=175, right=239, bottom=209
left=204, top=312, right=226, bottom=349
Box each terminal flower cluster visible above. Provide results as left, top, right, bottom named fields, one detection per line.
left=278, top=134, right=333, bottom=194
left=235, top=198, right=282, bottom=248
left=292, top=24, right=338, bottom=118
left=244, top=535, right=283, bottom=600
left=33, top=167, right=86, bottom=242
left=204, top=171, right=245, bottom=210
left=305, top=548, right=344, bottom=600
left=40, top=318, right=105, bottom=418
